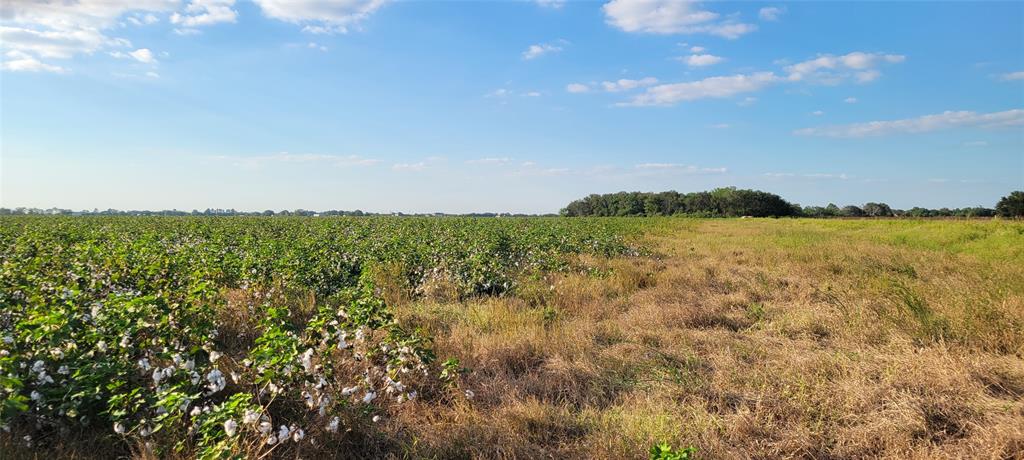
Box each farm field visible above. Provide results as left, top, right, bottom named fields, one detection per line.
left=1, top=217, right=1023, bottom=459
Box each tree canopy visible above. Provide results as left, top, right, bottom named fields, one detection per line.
left=560, top=187, right=799, bottom=217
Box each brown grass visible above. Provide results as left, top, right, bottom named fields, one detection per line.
left=383, top=219, right=1024, bottom=459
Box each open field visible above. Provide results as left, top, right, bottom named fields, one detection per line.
left=2, top=217, right=1023, bottom=459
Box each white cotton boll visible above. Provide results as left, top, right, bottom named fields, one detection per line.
left=209, top=351, right=222, bottom=362
left=301, top=348, right=315, bottom=373
left=2, top=335, right=13, bottom=344
left=30, top=391, right=41, bottom=401
left=32, top=361, right=45, bottom=373
left=96, top=341, right=107, bottom=352
left=265, top=435, right=277, bottom=445
left=224, top=419, right=238, bottom=437
left=342, top=386, right=359, bottom=396
left=326, top=417, right=340, bottom=433
left=464, top=389, right=475, bottom=399
left=190, top=406, right=202, bottom=417
left=137, top=358, right=150, bottom=371
left=258, top=421, right=273, bottom=435
left=58, top=365, right=69, bottom=375
left=291, top=428, right=305, bottom=442
left=277, top=425, right=290, bottom=442
left=152, top=369, right=164, bottom=384
left=372, top=415, right=381, bottom=423
left=243, top=410, right=260, bottom=424
left=362, top=391, right=377, bottom=404
left=184, top=359, right=195, bottom=371
left=114, top=422, right=125, bottom=434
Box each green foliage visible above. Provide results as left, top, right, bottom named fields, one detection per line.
left=996, top=191, right=1024, bottom=218
left=561, top=188, right=798, bottom=217
left=650, top=441, right=697, bottom=460
left=0, top=216, right=640, bottom=456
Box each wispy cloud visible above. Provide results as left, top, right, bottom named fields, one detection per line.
left=758, top=7, right=785, bottom=21
left=252, top=0, right=386, bottom=34
left=603, top=0, right=756, bottom=39
left=679, top=54, right=724, bottom=67
left=1, top=50, right=67, bottom=73
left=466, top=157, right=512, bottom=166
left=634, top=163, right=727, bottom=174
left=999, top=71, right=1024, bottom=81
left=522, top=41, right=566, bottom=60
left=794, top=109, right=1024, bottom=138
left=784, top=51, right=905, bottom=84
left=622, top=72, right=780, bottom=106
left=601, top=77, right=658, bottom=92
left=171, top=0, right=237, bottom=28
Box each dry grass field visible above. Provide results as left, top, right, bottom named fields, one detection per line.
left=378, top=219, right=1024, bottom=459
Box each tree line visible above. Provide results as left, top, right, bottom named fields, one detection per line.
left=560, top=188, right=1024, bottom=218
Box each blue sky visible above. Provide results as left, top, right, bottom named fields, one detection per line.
left=2, top=0, right=1022, bottom=213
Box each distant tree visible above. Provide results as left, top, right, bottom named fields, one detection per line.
left=862, top=202, right=893, bottom=217
left=840, top=205, right=865, bottom=217
left=996, top=191, right=1024, bottom=217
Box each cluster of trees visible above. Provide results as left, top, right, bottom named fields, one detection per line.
left=562, top=189, right=1024, bottom=218
left=560, top=188, right=798, bottom=217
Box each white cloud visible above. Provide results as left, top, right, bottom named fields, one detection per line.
left=535, top=0, right=566, bottom=9
left=794, top=109, right=1024, bottom=138
left=601, top=77, right=658, bottom=92
left=1000, top=71, right=1024, bottom=81
left=485, top=88, right=510, bottom=98
left=0, top=1, right=186, bottom=72
left=522, top=41, right=564, bottom=60
left=737, top=96, right=757, bottom=107
left=758, top=7, right=784, bottom=21
left=523, top=91, right=542, bottom=97
left=0, top=25, right=122, bottom=59
left=844, top=97, right=858, bottom=103
left=466, top=157, right=512, bottom=165
left=392, top=162, right=427, bottom=171
left=145, top=71, right=160, bottom=78
left=689, top=46, right=705, bottom=53
left=174, top=27, right=202, bottom=36
left=126, top=13, right=160, bottom=26
left=812, top=110, right=824, bottom=116
left=681, top=53, right=723, bottom=67
left=129, top=48, right=156, bottom=63
left=252, top=0, right=386, bottom=34
left=308, top=42, right=328, bottom=52
left=785, top=51, right=905, bottom=84
left=1, top=49, right=66, bottom=73
left=566, top=83, right=591, bottom=93
left=171, top=0, right=237, bottom=27
left=623, top=72, right=780, bottom=106
left=602, top=0, right=756, bottom=39
left=634, top=163, right=727, bottom=174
